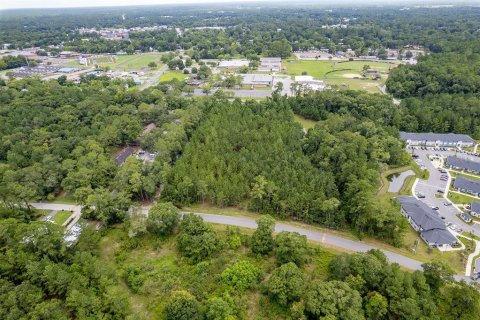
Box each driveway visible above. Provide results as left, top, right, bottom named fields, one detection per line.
left=410, top=148, right=480, bottom=237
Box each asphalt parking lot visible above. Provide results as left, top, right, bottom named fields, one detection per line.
left=409, top=147, right=480, bottom=237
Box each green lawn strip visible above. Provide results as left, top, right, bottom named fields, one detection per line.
left=450, top=171, right=480, bottom=182
left=159, top=70, right=187, bottom=82
left=52, top=210, right=73, bottom=225
left=448, top=191, right=480, bottom=205
left=293, top=114, right=318, bottom=130
left=462, top=231, right=480, bottom=242
left=34, top=209, right=52, bottom=219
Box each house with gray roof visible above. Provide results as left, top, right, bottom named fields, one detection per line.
left=471, top=201, right=480, bottom=218
left=397, top=196, right=458, bottom=249
left=446, top=156, right=480, bottom=174
left=399, top=132, right=474, bottom=147
left=453, top=176, right=480, bottom=197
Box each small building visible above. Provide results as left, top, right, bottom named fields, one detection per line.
left=453, top=176, right=480, bottom=197
left=59, top=51, right=79, bottom=58
left=460, top=212, right=473, bottom=223
left=294, top=76, right=327, bottom=91
left=471, top=201, right=480, bottom=218
left=58, top=67, right=78, bottom=73
left=399, top=132, right=475, bottom=148
left=258, top=57, right=282, bottom=72
left=114, top=146, right=137, bottom=165
left=446, top=157, right=480, bottom=174
left=397, top=196, right=458, bottom=249
left=241, top=74, right=273, bottom=87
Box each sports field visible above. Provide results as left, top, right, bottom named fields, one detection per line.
left=282, top=60, right=398, bottom=93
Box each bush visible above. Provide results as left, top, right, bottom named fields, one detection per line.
left=165, top=290, right=201, bottom=320
left=221, top=260, right=263, bottom=291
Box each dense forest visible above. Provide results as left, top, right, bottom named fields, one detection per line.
left=1, top=205, right=478, bottom=319
left=385, top=40, right=480, bottom=138
left=1, top=5, right=480, bottom=58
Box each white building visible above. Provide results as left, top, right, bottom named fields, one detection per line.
left=218, top=60, right=249, bottom=69
left=241, top=74, right=273, bottom=87
left=294, top=76, right=328, bottom=91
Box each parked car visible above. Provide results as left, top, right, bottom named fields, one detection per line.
left=416, top=193, right=426, bottom=198
left=437, top=189, right=444, bottom=193
left=431, top=206, right=439, bottom=210
left=471, top=273, right=480, bottom=281
left=444, top=202, right=452, bottom=206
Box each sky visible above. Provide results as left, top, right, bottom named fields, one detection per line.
left=2, top=0, right=263, bottom=10
left=0, top=0, right=471, bottom=10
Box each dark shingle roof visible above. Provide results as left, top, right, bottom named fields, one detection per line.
left=453, top=176, right=480, bottom=194
left=421, top=229, right=458, bottom=245
left=472, top=201, right=480, bottom=214
left=397, top=196, right=457, bottom=245
left=114, top=146, right=135, bottom=165
left=399, top=132, right=474, bottom=143
left=447, top=157, right=480, bottom=173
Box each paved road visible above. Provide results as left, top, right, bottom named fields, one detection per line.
left=140, top=65, right=168, bottom=90
left=29, top=202, right=472, bottom=281
left=411, top=148, right=480, bottom=237
left=31, top=203, right=81, bottom=230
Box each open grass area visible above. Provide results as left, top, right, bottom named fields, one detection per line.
left=97, top=224, right=339, bottom=319
left=52, top=210, right=73, bottom=225
left=448, top=191, right=479, bottom=205
left=450, top=171, right=480, bottom=182
left=91, top=53, right=164, bottom=71
left=293, top=114, right=318, bottom=130
left=159, top=70, right=187, bottom=82
left=281, top=59, right=398, bottom=93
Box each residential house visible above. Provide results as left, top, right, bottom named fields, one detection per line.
left=446, top=157, right=480, bottom=174
left=453, top=176, right=480, bottom=197
left=399, top=132, right=475, bottom=148
left=471, top=201, right=480, bottom=218
left=397, top=196, right=458, bottom=249
left=460, top=212, right=473, bottom=223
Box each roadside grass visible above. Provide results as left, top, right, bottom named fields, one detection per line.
left=293, top=114, right=318, bottom=130
left=462, top=231, right=480, bottom=241
left=448, top=191, right=479, bottom=205
left=52, top=210, right=73, bottom=225
left=450, top=171, right=480, bottom=182
left=183, top=203, right=466, bottom=273
left=52, top=192, right=77, bottom=204
left=34, top=209, right=51, bottom=219
left=159, top=70, right=187, bottom=82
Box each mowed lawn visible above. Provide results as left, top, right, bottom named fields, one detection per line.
left=52, top=210, right=73, bottom=225
left=94, top=53, right=164, bottom=71
left=282, top=60, right=398, bottom=93
left=159, top=70, right=187, bottom=82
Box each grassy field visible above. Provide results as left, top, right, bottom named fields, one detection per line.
left=281, top=60, right=398, bottom=93
left=159, top=70, right=187, bottom=82
left=293, top=114, right=318, bottom=130
left=52, top=210, right=73, bottom=225
left=448, top=191, right=479, bottom=205
left=98, top=224, right=339, bottom=319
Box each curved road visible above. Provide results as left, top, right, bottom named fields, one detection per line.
left=29, top=202, right=470, bottom=281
